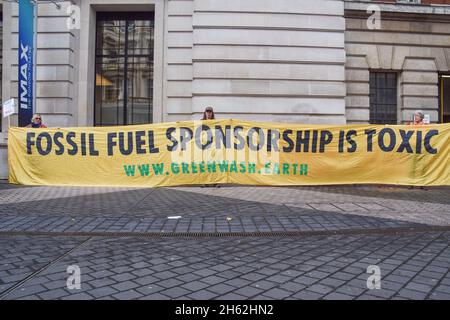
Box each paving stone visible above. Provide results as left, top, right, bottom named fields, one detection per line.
left=307, top=284, right=334, bottom=295
left=5, top=285, right=48, bottom=299
left=240, top=273, right=267, bottom=282
left=278, top=282, right=306, bottom=293
left=434, top=284, right=450, bottom=293
left=307, top=271, right=331, bottom=279
left=323, top=292, right=354, bottom=300
left=181, top=280, right=210, bottom=291
left=214, top=293, right=247, bottom=300
left=293, top=276, right=319, bottom=286
left=207, top=283, right=236, bottom=295
left=111, top=281, right=140, bottom=292
left=156, top=278, right=184, bottom=289
left=159, top=287, right=191, bottom=299
left=356, top=294, right=384, bottom=300
left=134, top=275, right=159, bottom=286
left=265, top=274, right=292, bottom=284
left=131, top=269, right=154, bottom=277
left=223, top=278, right=252, bottom=288
left=429, top=291, right=450, bottom=300
left=89, top=286, right=119, bottom=299
left=111, top=273, right=136, bottom=282
left=211, top=264, right=233, bottom=272
left=404, top=282, right=434, bottom=293
left=233, top=286, right=264, bottom=298
left=216, top=270, right=242, bottom=280
left=38, top=289, right=70, bottom=300
left=193, top=269, right=217, bottom=277
left=364, top=289, right=396, bottom=299
left=200, top=275, right=227, bottom=285
left=0, top=183, right=449, bottom=301
left=187, top=290, right=219, bottom=300
left=292, top=290, right=325, bottom=300
left=319, top=277, right=346, bottom=289
left=62, top=292, right=94, bottom=300
left=385, top=275, right=413, bottom=284
left=135, top=284, right=165, bottom=295
left=256, top=268, right=281, bottom=276
left=335, top=285, right=366, bottom=296
left=176, top=273, right=202, bottom=283
left=139, top=293, right=170, bottom=300
left=90, top=270, right=115, bottom=279
left=88, top=278, right=117, bottom=288
left=251, top=280, right=278, bottom=291
left=378, top=280, right=404, bottom=291
left=397, top=289, right=429, bottom=300
left=261, top=288, right=292, bottom=299
left=43, top=280, right=66, bottom=290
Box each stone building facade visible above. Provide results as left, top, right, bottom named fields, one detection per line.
left=0, top=0, right=449, bottom=178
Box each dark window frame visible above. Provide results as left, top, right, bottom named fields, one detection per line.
left=439, top=73, right=450, bottom=123
left=369, top=71, right=398, bottom=125
left=94, top=11, right=154, bottom=126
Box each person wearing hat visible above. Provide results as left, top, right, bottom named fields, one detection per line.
left=202, top=106, right=215, bottom=120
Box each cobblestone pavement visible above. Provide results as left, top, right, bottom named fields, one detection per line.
left=0, top=181, right=449, bottom=300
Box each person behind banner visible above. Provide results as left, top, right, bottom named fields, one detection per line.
left=202, top=106, right=215, bottom=120
left=409, top=110, right=426, bottom=125
left=409, top=110, right=427, bottom=190
left=201, top=106, right=219, bottom=188
left=26, top=114, right=47, bottom=128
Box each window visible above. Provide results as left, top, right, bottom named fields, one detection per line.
left=369, top=72, right=398, bottom=124
left=95, top=12, right=154, bottom=126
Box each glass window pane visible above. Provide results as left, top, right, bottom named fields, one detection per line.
left=128, top=24, right=153, bottom=56
left=96, top=21, right=126, bottom=56
left=369, top=72, right=397, bottom=124
left=95, top=58, right=125, bottom=126
left=127, top=59, right=153, bottom=124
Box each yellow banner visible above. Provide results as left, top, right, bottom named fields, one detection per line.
left=8, top=120, right=450, bottom=187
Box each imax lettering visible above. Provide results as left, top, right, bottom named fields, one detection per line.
left=20, top=49, right=29, bottom=109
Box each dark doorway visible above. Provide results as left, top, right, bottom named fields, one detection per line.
left=95, top=12, right=154, bottom=126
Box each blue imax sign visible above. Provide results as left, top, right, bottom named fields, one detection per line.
left=18, top=0, right=35, bottom=127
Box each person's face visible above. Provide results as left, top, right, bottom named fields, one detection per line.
left=33, top=116, right=42, bottom=124
left=414, top=114, right=421, bottom=122
left=206, top=110, right=213, bottom=119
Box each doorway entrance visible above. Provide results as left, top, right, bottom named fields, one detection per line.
left=94, top=12, right=154, bottom=126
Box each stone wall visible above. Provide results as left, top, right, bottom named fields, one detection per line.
left=1, top=0, right=449, bottom=129
left=185, top=0, right=347, bottom=123
left=165, top=0, right=194, bottom=122
left=4, top=1, right=75, bottom=129
left=345, top=5, right=450, bottom=123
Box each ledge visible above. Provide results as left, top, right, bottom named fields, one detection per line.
left=345, top=1, right=450, bottom=19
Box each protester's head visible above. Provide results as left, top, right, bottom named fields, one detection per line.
left=202, top=106, right=215, bottom=120
left=31, top=114, right=43, bottom=128
left=414, top=110, right=424, bottom=124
